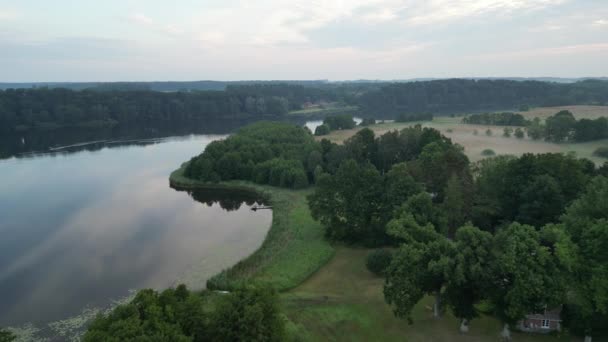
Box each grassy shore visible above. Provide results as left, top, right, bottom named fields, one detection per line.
left=169, top=164, right=334, bottom=291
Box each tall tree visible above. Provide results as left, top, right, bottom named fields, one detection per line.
left=445, top=224, right=493, bottom=333
left=308, top=159, right=386, bottom=244
left=561, top=176, right=608, bottom=342
left=487, top=223, right=567, bottom=340
left=384, top=236, right=455, bottom=321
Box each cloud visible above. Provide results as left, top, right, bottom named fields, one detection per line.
left=0, top=8, right=17, bottom=21
left=469, top=42, right=608, bottom=61
left=593, top=19, right=608, bottom=26
left=405, top=0, right=567, bottom=26
left=129, top=13, right=153, bottom=25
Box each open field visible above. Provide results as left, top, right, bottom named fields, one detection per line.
left=170, top=164, right=334, bottom=291
left=518, top=105, right=608, bottom=121
left=319, top=115, right=608, bottom=164
left=284, top=247, right=579, bottom=342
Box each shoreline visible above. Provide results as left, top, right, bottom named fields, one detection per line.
left=169, top=163, right=335, bottom=291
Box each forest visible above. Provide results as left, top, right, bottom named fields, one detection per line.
left=357, top=79, right=608, bottom=117
left=0, top=85, right=341, bottom=132
left=2, top=79, right=608, bottom=133
left=179, top=121, right=608, bottom=341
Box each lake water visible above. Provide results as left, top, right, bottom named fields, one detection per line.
left=0, top=134, right=272, bottom=328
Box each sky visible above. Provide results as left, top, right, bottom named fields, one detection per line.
left=0, top=0, right=607, bottom=82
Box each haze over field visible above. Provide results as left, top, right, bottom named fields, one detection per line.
left=1, top=0, right=607, bottom=81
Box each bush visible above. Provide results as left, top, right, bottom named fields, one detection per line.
left=481, top=149, right=496, bottom=156
left=485, top=129, right=493, bottom=136
left=514, top=127, right=525, bottom=139
left=314, top=124, right=330, bottom=136
left=323, top=115, right=356, bottom=130
left=503, top=127, right=513, bottom=137
left=366, top=249, right=393, bottom=276
left=473, top=129, right=479, bottom=135
left=446, top=128, right=453, bottom=133
left=594, top=146, right=608, bottom=158
left=0, top=329, right=15, bottom=342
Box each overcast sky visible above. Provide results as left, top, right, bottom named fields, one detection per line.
left=0, top=0, right=607, bottom=82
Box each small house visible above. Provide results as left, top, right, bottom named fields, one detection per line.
left=517, top=306, right=562, bottom=333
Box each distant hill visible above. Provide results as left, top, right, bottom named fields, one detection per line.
left=2, top=78, right=607, bottom=91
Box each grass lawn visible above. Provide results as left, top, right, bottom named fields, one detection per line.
left=284, top=247, right=579, bottom=342
left=170, top=164, right=334, bottom=291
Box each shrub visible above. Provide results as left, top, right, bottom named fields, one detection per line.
left=485, top=129, right=493, bottom=136
left=503, top=127, right=513, bottom=137
left=314, top=124, right=330, bottom=136
left=594, top=146, right=608, bottom=158
left=446, top=128, right=453, bottom=133
left=514, top=127, right=525, bottom=139
left=0, top=329, right=16, bottom=342
left=481, top=149, right=496, bottom=156
left=473, top=129, right=479, bottom=135
left=366, top=249, right=393, bottom=276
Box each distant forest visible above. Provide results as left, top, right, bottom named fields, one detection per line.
left=358, top=79, right=608, bottom=117
left=1, top=79, right=607, bottom=132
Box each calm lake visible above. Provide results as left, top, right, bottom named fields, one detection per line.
left=0, top=132, right=273, bottom=328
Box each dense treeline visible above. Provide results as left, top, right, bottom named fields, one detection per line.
left=357, top=79, right=608, bottom=117
left=0, top=85, right=339, bottom=132
left=462, top=112, right=527, bottom=126
left=309, top=126, right=471, bottom=245
left=524, top=110, right=608, bottom=142
left=471, top=154, right=596, bottom=229
left=3, top=79, right=608, bottom=132
left=184, top=122, right=317, bottom=189
left=306, top=123, right=607, bottom=340
left=84, top=285, right=285, bottom=342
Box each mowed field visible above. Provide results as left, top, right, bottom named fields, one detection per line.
left=318, top=106, right=608, bottom=164
left=284, top=247, right=578, bottom=342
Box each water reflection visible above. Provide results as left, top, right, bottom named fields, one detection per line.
left=0, top=120, right=255, bottom=160
left=175, top=187, right=269, bottom=212
left=0, top=135, right=272, bottom=327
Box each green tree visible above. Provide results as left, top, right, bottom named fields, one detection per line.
left=487, top=223, right=567, bottom=340
left=445, top=224, right=493, bottom=333
left=308, top=159, right=386, bottom=244
left=84, top=285, right=207, bottom=342
left=526, top=117, right=545, bottom=140
left=383, top=162, right=424, bottom=212
left=545, top=110, right=576, bottom=142
left=384, top=236, right=455, bottom=320
left=561, top=176, right=608, bottom=342
left=0, top=329, right=15, bottom=342
left=516, top=175, right=565, bottom=227
left=514, top=127, right=525, bottom=139
left=210, top=287, right=285, bottom=342
left=442, top=175, right=466, bottom=237
left=503, top=127, right=513, bottom=137
left=344, top=128, right=377, bottom=164
left=314, top=124, right=330, bottom=136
